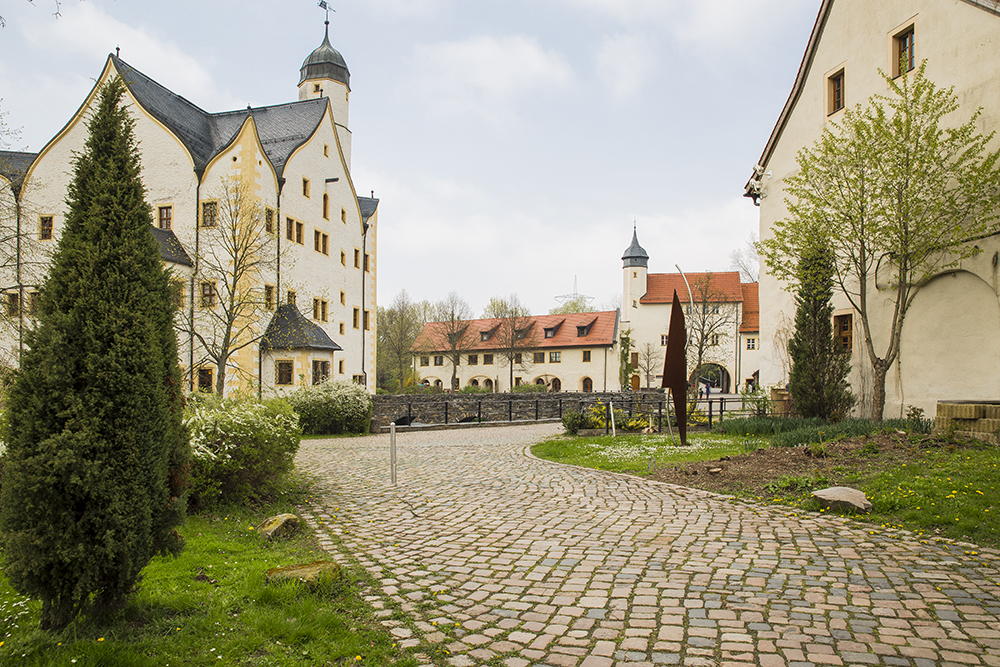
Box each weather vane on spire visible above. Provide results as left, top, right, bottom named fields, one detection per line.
left=318, top=1, right=335, bottom=24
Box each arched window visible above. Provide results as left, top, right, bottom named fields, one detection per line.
left=322, top=193, right=329, bottom=220
left=535, top=378, right=546, bottom=385
left=582, top=377, right=593, bottom=392
left=470, top=379, right=479, bottom=387
left=434, top=379, right=442, bottom=389
left=551, top=378, right=561, bottom=392
left=484, top=378, right=494, bottom=391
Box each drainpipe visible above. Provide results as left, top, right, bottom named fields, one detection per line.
left=360, top=218, right=369, bottom=389
left=190, top=174, right=202, bottom=392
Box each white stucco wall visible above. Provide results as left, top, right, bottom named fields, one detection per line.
left=755, top=0, right=1000, bottom=416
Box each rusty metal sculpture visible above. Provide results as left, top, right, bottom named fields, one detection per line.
left=661, top=290, right=687, bottom=446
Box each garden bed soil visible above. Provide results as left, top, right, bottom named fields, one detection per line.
left=650, top=432, right=929, bottom=500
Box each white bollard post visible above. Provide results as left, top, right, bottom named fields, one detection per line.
left=610, top=401, right=616, bottom=437
left=390, top=422, right=397, bottom=486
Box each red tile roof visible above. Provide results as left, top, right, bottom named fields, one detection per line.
left=640, top=271, right=743, bottom=304
left=740, top=283, right=759, bottom=333
left=411, top=310, right=619, bottom=353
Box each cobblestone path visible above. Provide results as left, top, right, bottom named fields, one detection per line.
left=296, top=424, right=1000, bottom=667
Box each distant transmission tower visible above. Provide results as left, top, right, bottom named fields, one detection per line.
left=554, top=276, right=594, bottom=306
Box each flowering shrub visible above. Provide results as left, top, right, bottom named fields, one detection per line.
left=286, top=380, right=372, bottom=435
left=564, top=403, right=650, bottom=432
left=184, top=395, right=301, bottom=510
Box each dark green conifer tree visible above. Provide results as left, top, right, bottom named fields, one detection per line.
left=788, top=241, right=855, bottom=420
left=0, top=77, right=189, bottom=631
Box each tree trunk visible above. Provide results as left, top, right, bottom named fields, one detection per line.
left=216, top=359, right=227, bottom=396
left=871, top=360, right=889, bottom=422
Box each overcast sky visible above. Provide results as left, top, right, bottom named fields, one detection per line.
left=0, top=0, right=818, bottom=316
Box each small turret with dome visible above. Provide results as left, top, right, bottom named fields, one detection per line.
left=298, top=15, right=354, bottom=166
left=621, top=227, right=648, bottom=324
left=299, top=20, right=350, bottom=100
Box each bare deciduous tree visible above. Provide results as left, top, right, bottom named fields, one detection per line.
left=686, top=273, right=737, bottom=393
left=635, top=341, right=663, bottom=389
left=484, top=293, right=537, bottom=389
left=377, top=289, right=427, bottom=392
left=729, top=231, right=759, bottom=283
left=180, top=175, right=283, bottom=395
left=432, top=291, right=474, bottom=390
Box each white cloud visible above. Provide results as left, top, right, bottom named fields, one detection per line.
left=21, top=3, right=242, bottom=112
left=410, top=35, right=573, bottom=123
left=596, top=34, right=654, bottom=98
left=559, top=0, right=814, bottom=56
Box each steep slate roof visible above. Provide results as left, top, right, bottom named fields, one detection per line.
left=745, top=0, right=1000, bottom=195
left=358, top=196, right=379, bottom=225
left=740, top=283, right=759, bottom=333
left=260, top=303, right=343, bottom=352
left=112, top=56, right=329, bottom=177
left=622, top=229, right=649, bottom=268
left=0, top=151, right=38, bottom=193
left=412, top=310, right=620, bottom=354
left=150, top=227, right=193, bottom=267
left=640, top=272, right=744, bottom=304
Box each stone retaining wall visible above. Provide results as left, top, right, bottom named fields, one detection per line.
left=372, top=391, right=668, bottom=431
left=935, top=402, right=1000, bottom=442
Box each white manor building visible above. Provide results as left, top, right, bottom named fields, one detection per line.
left=0, top=22, right=378, bottom=395
left=620, top=231, right=759, bottom=393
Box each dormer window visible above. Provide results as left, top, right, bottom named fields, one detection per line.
left=480, top=325, right=498, bottom=342
left=543, top=320, right=564, bottom=339
left=576, top=319, right=596, bottom=338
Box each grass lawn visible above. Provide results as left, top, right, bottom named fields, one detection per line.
left=0, top=500, right=417, bottom=667
left=533, top=430, right=1000, bottom=549
left=531, top=432, right=763, bottom=474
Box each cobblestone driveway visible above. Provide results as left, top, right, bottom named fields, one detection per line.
left=297, top=424, right=1000, bottom=667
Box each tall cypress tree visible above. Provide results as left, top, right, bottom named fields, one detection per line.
left=0, top=78, right=188, bottom=631
left=788, top=242, right=855, bottom=420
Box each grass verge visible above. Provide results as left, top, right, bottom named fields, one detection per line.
left=531, top=432, right=763, bottom=474
left=534, top=429, right=1000, bottom=548
left=0, top=497, right=417, bottom=667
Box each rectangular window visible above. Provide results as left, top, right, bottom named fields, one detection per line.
left=582, top=350, right=591, bottom=362
left=746, top=337, right=757, bottom=350
left=264, top=284, right=275, bottom=310
left=3, top=292, right=18, bottom=317
left=434, top=355, right=444, bottom=366
left=171, top=281, right=185, bottom=309
left=322, top=300, right=328, bottom=322
left=549, top=351, right=561, bottom=363
left=313, top=298, right=320, bottom=320
left=313, top=231, right=329, bottom=254
left=533, top=352, right=545, bottom=364
left=287, top=290, right=297, bottom=306
left=353, top=307, right=360, bottom=329
left=352, top=374, right=364, bottom=385
left=197, top=367, right=213, bottom=393
left=468, top=354, right=478, bottom=365
left=363, top=309, right=370, bottom=330
left=514, top=353, right=522, bottom=365
left=157, top=206, right=172, bottom=230
left=276, top=361, right=294, bottom=385
left=302, top=177, right=311, bottom=198
left=25, top=291, right=38, bottom=317
left=200, top=281, right=217, bottom=308
left=631, top=352, right=639, bottom=366
left=265, top=208, right=275, bottom=234
left=286, top=217, right=294, bottom=241
left=483, top=354, right=493, bottom=365
left=323, top=143, right=329, bottom=157
left=660, top=334, right=668, bottom=346
left=835, top=314, right=853, bottom=353
left=340, top=250, right=346, bottom=266
left=354, top=249, right=360, bottom=268
left=710, top=334, right=720, bottom=346
left=712, top=304, right=720, bottom=314
left=829, top=70, right=845, bottom=114
left=38, top=215, right=54, bottom=240
left=339, top=359, right=345, bottom=374
left=420, top=356, right=430, bottom=367
left=341, top=207, right=347, bottom=224
left=312, top=360, right=330, bottom=384
left=201, top=201, right=218, bottom=227
left=895, top=27, right=915, bottom=76
left=340, top=290, right=346, bottom=306
left=515, top=377, right=522, bottom=387
left=364, top=253, right=370, bottom=272
left=339, top=322, right=345, bottom=335
left=295, top=222, right=303, bottom=245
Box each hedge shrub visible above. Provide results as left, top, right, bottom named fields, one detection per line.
left=286, top=380, right=373, bottom=435
left=185, top=395, right=301, bottom=510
